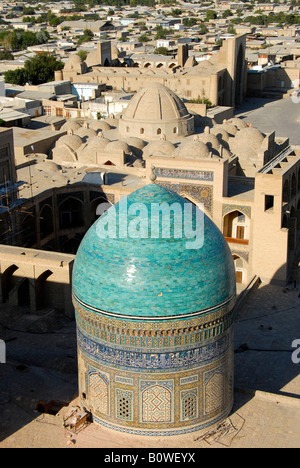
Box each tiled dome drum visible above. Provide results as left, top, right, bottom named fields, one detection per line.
left=73, top=184, right=236, bottom=436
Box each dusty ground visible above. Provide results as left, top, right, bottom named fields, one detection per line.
left=0, top=280, right=299, bottom=449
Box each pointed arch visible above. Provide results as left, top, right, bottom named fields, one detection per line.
left=205, top=371, right=225, bottom=414
left=59, top=196, right=83, bottom=229
left=1, top=264, right=19, bottom=302
left=89, top=372, right=109, bottom=415
left=35, top=269, right=53, bottom=310
left=39, top=204, right=53, bottom=239
left=142, top=384, right=172, bottom=423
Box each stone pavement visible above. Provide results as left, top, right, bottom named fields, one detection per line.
left=235, top=96, right=300, bottom=145
left=0, top=281, right=299, bottom=448
left=0, top=389, right=299, bottom=448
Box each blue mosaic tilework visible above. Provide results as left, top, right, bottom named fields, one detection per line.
left=91, top=402, right=233, bottom=436
left=222, top=204, right=251, bottom=218
left=77, top=328, right=231, bottom=372
left=72, top=184, right=235, bottom=318
left=157, top=181, right=213, bottom=215
left=155, top=167, right=214, bottom=181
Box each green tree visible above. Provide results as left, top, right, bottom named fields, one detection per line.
left=206, top=10, right=217, bottom=21
left=77, top=29, right=94, bottom=45
left=49, top=16, right=64, bottom=27
left=4, top=53, right=64, bottom=85
left=23, top=53, right=64, bottom=85
left=154, top=26, right=171, bottom=40
left=77, top=50, right=88, bottom=61
left=4, top=68, right=27, bottom=85
left=0, top=50, right=14, bottom=60
left=183, top=17, right=198, bottom=27
left=154, top=46, right=169, bottom=55
left=171, top=8, right=182, bottom=16
left=22, top=7, right=36, bottom=15
left=227, top=24, right=236, bottom=34
left=138, top=33, right=151, bottom=42
left=36, top=30, right=50, bottom=43
left=199, top=23, right=208, bottom=34
left=222, top=9, right=233, bottom=18
left=188, top=96, right=212, bottom=108
left=74, top=0, right=87, bottom=11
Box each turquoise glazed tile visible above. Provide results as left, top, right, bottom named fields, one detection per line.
left=72, top=184, right=236, bottom=319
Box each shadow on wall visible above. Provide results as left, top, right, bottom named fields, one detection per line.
left=0, top=271, right=73, bottom=317
left=232, top=262, right=300, bottom=414
left=0, top=298, right=78, bottom=444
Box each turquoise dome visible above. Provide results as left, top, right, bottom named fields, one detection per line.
left=72, top=184, right=236, bottom=320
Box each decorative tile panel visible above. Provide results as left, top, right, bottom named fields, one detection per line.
left=155, top=167, right=214, bottom=182
left=140, top=380, right=174, bottom=423
left=204, top=367, right=225, bottom=415
left=180, top=388, right=198, bottom=421
left=115, top=389, right=133, bottom=421
left=222, top=204, right=251, bottom=218
left=88, top=370, right=109, bottom=415
left=156, top=181, right=213, bottom=215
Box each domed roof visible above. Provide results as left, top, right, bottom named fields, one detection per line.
left=227, top=117, right=248, bottom=130
left=83, top=134, right=111, bottom=149
left=219, top=123, right=238, bottom=136
left=230, top=127, right=265, bottom=151
left=142, top=139, right=176, bottom=158
left=72, top=184, right=236, bottom=319
left=122, top=81, right=190, bottom=123
left=174, top=140, right=210, bottom=159
left=64, top=54, right=87, bottom=73
left=56, top=134, right=83, bottom=152
left=122, top=137, right=146, bottom=150
left=85, top=49, right=100, bottom=68
left=75, top=126, right=97, bottom=140
left=64, top=54, right=82, bottom=68
left=105, top=140, right=131, bottom=154
left=197, top=133, right=220, bottom=150
left=61, top=120, right=82, bottom=132
left=210, top=125, right=230, bottom=142
left=88, top=120, right=112, bottom=132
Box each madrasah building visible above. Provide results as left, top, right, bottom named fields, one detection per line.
left=0, top=78, right=299, bottom=301
left=57, top=35, right=247, bottom=108
left=0, top=77, right=299, bottom=435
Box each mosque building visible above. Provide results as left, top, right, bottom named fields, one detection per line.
left=72, top=183, right=237, bottom=435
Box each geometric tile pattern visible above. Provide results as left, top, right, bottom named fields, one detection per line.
left=181, top=388, right=198, bottom=421
left=157, top=181, right=213, bottom=215
left=115, top=389, right=133, bottom=421
left=204, top=370, right=225, bottom=414
left=88, top=372, right=109, bottom=415
left=222, top=203, right=251, bottom=218
left=231, top=250, right=249, bottom=262
left=142, top=385, right=172, bottom=423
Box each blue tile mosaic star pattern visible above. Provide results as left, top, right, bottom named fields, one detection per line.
left=73, top=184, right=236, bottom=319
